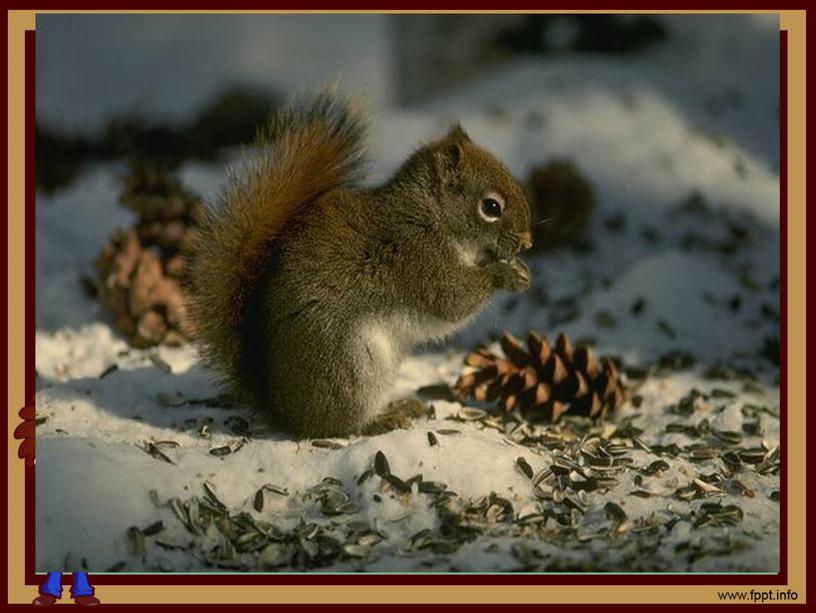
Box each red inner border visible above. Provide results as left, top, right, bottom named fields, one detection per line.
left=19, top=20, right=790, bottom=589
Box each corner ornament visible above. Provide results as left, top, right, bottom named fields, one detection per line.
left=13, top=402, right=36, bottom=468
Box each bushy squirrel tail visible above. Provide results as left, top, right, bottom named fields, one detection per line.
left=185, top=93, right=367, bottom=395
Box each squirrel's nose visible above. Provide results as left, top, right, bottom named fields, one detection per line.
left=517, top=231, right=533, bottom=251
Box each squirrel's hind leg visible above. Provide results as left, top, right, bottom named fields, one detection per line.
left=362, top=398, right=431, bottom=436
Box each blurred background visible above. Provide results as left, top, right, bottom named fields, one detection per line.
left=36, top=13, right=781, bottom=364
left=37, top=14, right=779, bottom=188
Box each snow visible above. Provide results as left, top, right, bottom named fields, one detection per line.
left=35, top=14, right=780, bottom=574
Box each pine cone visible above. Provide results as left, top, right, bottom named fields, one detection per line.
left=94, top=164, right=199, bottom=348
left=120, top=163, right=201, bottom=220
left=120, top=163, right=204, bottom=258
left=95, top=229, right=190, bottom=348
left=454, top=331, right=625, bottom=422
left=526, top=159, right=594, bottom=251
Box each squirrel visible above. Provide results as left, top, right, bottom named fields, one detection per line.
left=185, top=94, right=532, bottom=438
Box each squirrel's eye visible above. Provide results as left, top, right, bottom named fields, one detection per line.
left=479, top=198, right=503, bottom=222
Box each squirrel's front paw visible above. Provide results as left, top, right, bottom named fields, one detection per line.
left=491, top=257, right=530, bottom=292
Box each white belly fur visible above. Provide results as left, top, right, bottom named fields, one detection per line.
left=355, top=310, right=470, bottom=418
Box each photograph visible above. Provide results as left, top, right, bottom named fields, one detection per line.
left=29, top=11, right=782, bottom=586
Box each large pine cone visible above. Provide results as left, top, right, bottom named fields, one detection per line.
left=95, top=164, right=199, bottom=348
left=526, top=159, right=594, bottom=251
left=95, top=229, right=190, bottom=348
left=455, top=331, right=625, bottom=422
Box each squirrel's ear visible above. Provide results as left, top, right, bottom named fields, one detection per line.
left=446, top=122, right=471, bottom=144
left=433, top=142, right=463, bottom=185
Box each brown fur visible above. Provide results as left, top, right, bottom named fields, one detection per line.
left=186, top=94, right=531, bottom=437
left=185, top=95, right=366, bottom=402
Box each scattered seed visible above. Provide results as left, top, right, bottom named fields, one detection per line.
left=633, top=437, right=652, bottom=453
left=410, top=528, right=433, bottom=546
left=126, top=526, right=145, bottom=557
left=357, top=533, right=382, bottom=547
left=458, top=407, right=487, bottom=421
left=374, top=451, right=390, bottom=477
left=739, top=448, right=767, bottom=464
left=142, top=442, right=174, bottom=464
left=99, top=364, right=118, bottom=379
left=742, top=420, right=762, bottom=436
left=382, top=474, right=410, bottom=495
left=606, top=443, right=630, bottom=457
left=209, top=445, right=232, bottom=457
left=343, top=544, right=371, bottom=558
left=675, top=485, right=698, bottom=501
left=141, top=520, right=164, bottom=536
left=720, top=450, right=742, bottom=468
left=405, top=474, right=423, bottom=487
left=604, top=501, right=627, bottom=523
left=124, top=366, right=779, bottom=571
left=516, top=503, right=543, bottom=524
left=152, top=439, right=180, bottom=448
left=713, top=430, right=743, bottom=445
left=155, top=538, right=185, bottom=550
left=168, top=498, right=188, bottom=529
left=562, top=494, right=585, bottom=512
left=187, top=497, right=201, bottom=529
left=312, top=439, right=345, bottom=449
left=689, top=448, right=718, bottom=461
left=253, top=489, right=264, bottom=512
left=202, top=481, right=227, bottom=511
left=263, top=484, right=289, bottom=497
left=148, top=353, right=172, bottom=374
left=321, top=497, right=359, bottom=516
left=418, top=481, right=447, bottom=494
left=730, top=479, right=755, bottom=498
left=516, top=457, right=534, bottom=479
left=647, top=459, right=670, bottom=474
left=693, top=478, right=722, bottom=494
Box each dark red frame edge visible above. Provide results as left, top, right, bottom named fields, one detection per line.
left=1, top=1, right=813, bottom=9
left=1, top=8, right=801, bottom=598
